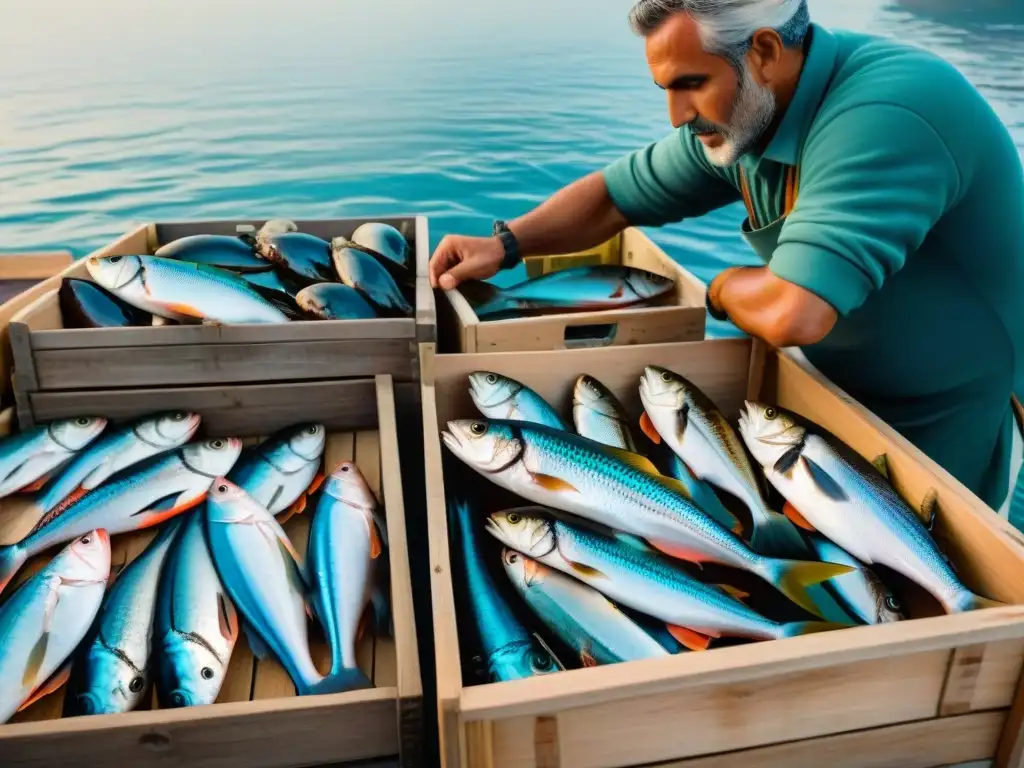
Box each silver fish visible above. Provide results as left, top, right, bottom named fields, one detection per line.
left=501, top=548, right=668, bottom=667
left=469, top=372, right=568, bottom=430
left=0, top=417, right=107, bottom=499
left=738, top=402, right=1002, bottom=614
left=65, top=519, right=185, bottom=716
left=573, top=374, right=636, bottom=451
left=639, top=366, right=808, bottom=559
left=805, top=532, right=904, bottom=625
left=331, top=245, right=412, bottom=317
left=155, top=509, right=239, bottom=708
left=0, top=530, right=111, bottom=723
left=308, top=461, right=383, bottom=684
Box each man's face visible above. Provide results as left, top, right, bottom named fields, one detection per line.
left=645, top=12, right=777, bottom=166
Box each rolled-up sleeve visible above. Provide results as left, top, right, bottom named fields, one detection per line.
left=602, top=129, right=742, bottom=227
left=770, top=104, right=962, bottom=316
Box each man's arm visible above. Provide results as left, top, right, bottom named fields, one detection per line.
left=709, top=104, right=962, bottom=347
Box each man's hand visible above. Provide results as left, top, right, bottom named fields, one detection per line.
left=429, top=235, right=505, bottom=290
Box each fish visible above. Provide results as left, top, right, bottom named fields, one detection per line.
left=59, top=278, right=153, bottom=329
left=296, top=283, right=378, bottom=321
left=86, top=254, right=290, bottom=325
left=469, top=372, right=568, bottom=430
left=154, top=235, right=271, bottom=273
left=448, top=494, right=562, bottom=682
left=239, top=267, right=304, bottom=298
left=0, top=438, right=243, bottom=594
left=804, top=532, right=904, bottom=625
left=487, top=509, right=847, bottom=650
left=459, top=266, right=675, bottom=320
left=256, top=232, right=336, bottom=285
left=738, top=402, right=1003, bottom=614
left=64, top=518, right=185, bottom=716
left=22, top=411, right=203, bottom=522
left=308, top=461, right=386, bottom=681
left=154, top=508, right=239, bottom=708
left=333, top=224, right=414, bottom=287
left=441, top=419, right=853, bottom=617
left=501, top=547, right=668, bottom=667
left=639, top=366, right=809, bottom=559
left=205, top=479, right=368, bottom=695
left=0, top=417, right=107, bottom=500
left=227, top=423, right=326, bottom=523
left=331, top=244, right=413, bottom=317
left=0, top=530, right=111, bottom=724
left=573, top=375, right=637, bottom=451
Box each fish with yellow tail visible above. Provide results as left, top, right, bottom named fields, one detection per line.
left=441, top=418, right=853, bottom=617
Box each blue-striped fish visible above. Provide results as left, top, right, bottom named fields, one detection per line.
left=804, top=532, right=904, bottom=625
left=469, top=372, right=567, bottom=430
left=0, top=417, right=107, bottom=499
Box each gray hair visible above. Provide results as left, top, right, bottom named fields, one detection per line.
left=628, top=0, right=811, bottom=67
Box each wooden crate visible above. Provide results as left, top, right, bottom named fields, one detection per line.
left=419, top=338, right=1024, bottom=768
left=8, top=218, right=437, bottom=428
left=0, top=374, right=423, bottom=768
left=436, top=229, right=707, bottom=353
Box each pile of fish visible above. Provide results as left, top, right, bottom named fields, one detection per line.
left=459, top=265, right=676, bottom=321
left=59, top=219, right=415, bottom=328
left=0, top=413, right=389, bottom=723
left=441, top=368, right=1002, bottom=683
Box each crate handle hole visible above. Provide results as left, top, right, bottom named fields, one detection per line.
left=563, top=323, right=619, bottom=349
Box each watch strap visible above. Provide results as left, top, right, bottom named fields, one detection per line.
left=493, top=220, right=522, bottom=270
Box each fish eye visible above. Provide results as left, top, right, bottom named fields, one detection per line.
left=201, top=667, right=215, bottom=680
left=885, top=595, right=901, bottom=612
left=170, top=692, right=187, bottom=707
left=470, top=422, right=487, bottom=436
left=485, top=374, right=498, bottom=385
left=129, top=676, right=145, bottom=693
left=76, top=417, right=91, bottom=426
left=217, top=484, right=229, bottom=493
left=507, top=513, right=521, bottom=524
left=172, top=412, right=187, bottom=421
left=81, top=536, right=91, bottom=545
left=533, top=653, right=553, bottom=671
left=660, top=371, right=673, bottom=382
left=764, top=407, right=778, bottom=420
left=306, top=426, right=319, bottom=435
left=109, top=256, right=123, bottom=264
left=211, top=439, right=225, bottom=449
left=508, top=552, right=518, bottom=564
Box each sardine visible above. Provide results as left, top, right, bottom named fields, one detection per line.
left=331, top=245, right=413, bottom=317
left=87, top=254, right=290, bottom=325
left=804, top=532, right=903, bottom=625
left=0, top=530, right=111, bottom=724
left=502, top=548, right=668, bottom=667
left=442, top=419, right=852, bottom=617
left=460, top=266, right=675, bottom=320
left=0, top=417, right=107, bottom=499
left=308, top=461, right=384, bottom=684
left=256, top=232, right=335, bottom=284
left=640, top=366, right=808, bottom=559
left=59, top=278, right=152, bottom=329
left=469, top=372, right=568, bottom=430
left=487, top=509, right=846, bottom=650
left=205, top=479, right=365, bottom=695
left=155, top=509, right=239, bottom=708
left=333, top=224, right=414, bottom=287
left=155, top=235, right=271, bottom=273
left=573, top=374, right=636, bottom=451
left=0, top=438, right=242, bottom=594
left=228, top=423, right=326, bottom=523
left=296, top=283, right=378, bottom=321
left=738, top=402, right=1002, bottom=614
left=65, top=519, right=185, bottom=716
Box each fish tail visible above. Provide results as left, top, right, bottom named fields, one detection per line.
left=946, top=591, right=1006, bottom=614
left=300, top=667, right=373, bottom=697
left=748, top=508, right=813, bottom=560
left=758, top=558, right=856, bottom=619
left=457, top=281, right=512, bottom=317
left=0, top=545, right=28, bottom=594
left=779, top=621, right=852, bottom=639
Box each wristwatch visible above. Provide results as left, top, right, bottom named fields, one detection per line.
left=492, top=220, right=522, bottom=270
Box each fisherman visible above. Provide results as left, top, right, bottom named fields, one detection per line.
left=427, top=0, right=1024, bottom=525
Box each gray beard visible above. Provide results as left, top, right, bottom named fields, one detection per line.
left=701, top=65, right=777, bottom=167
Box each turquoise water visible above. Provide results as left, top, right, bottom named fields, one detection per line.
left=3, top=2, right=1022, bottom=343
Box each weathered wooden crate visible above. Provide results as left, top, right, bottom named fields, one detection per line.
left=419, top=338, right=1024, bottom=768
left=436, top=229, right=707, bottom=353
left=0, top=374, right=423, bottom=768
left=8, top=218, right=437, bottom=427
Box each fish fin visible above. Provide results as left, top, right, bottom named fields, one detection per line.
left=764, top=559, right=856, bottom=619
left=799, top=456, right=848, bottom=501
left=17, top=473, right=55, bottom=494
left=949, top=593, right=1006, bottom=613
left=749, top=508, right=813, bottom=558
left=871, top=453, right=890, bottom=480
left=49, top=486, right=89, bottom=517
left=160, top=301, right=206, bottom=319
left=646, top=539, right=709, bottom=565
left=133, top=491, right=206, bottom=525
left=781, top=621, right=851, bottom=638
left=567, top=560, right=608, bottom=580
left=218, top=592, right=239, bottom=643
left=363, top=509, right=383, bottom=560
left=609, top=284, right=624, bottom=299
left=302, top=667, right=373, bottom=696
left=716, top=584, right=750, bottom=601
left=920, top=488, right=939, bottom=531
left=667, top=625, right=712, bottom=651
left=600, top=445, right=662, bottom=476
left=242, top=622, right=272, bottom=660
left=774, top=446, right=802, bottom=475
left=639, top=412, right=662, bottom=444
left=782, top=501, right=817, bottom=532
left=23, top=631, right=50, bottom=688
left=579, top=642, right=599, bottom=668
left=529, top=473, right=578, bottom=494
left=276, top=494, right=306, bottom=525
left=18, top=659, right=72, bottom=711
left=307, top=471, right=326, bottom=495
